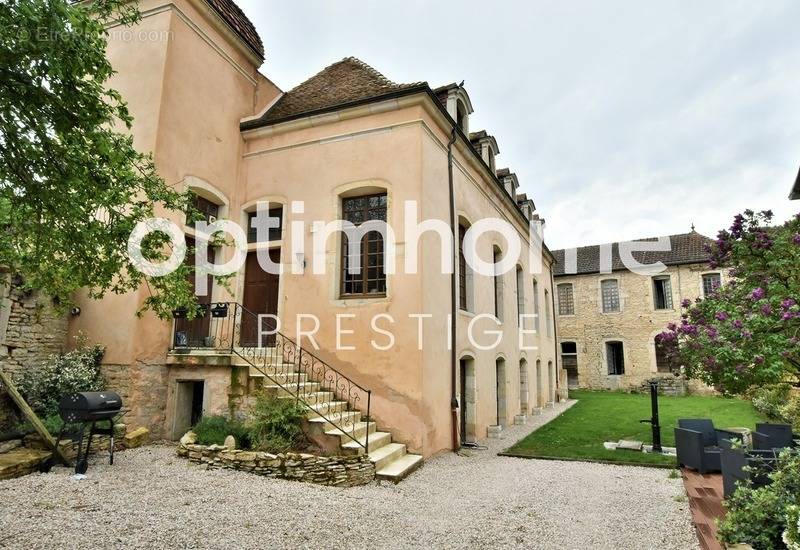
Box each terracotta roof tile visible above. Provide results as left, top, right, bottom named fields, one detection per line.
left=552, top=231, right=713, bottom=276
left=205, top=0, right=264, bottom=59
left=247, top=57, right=425, bottom=126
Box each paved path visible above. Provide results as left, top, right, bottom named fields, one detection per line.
left=0, top=401, right=697, bottom=549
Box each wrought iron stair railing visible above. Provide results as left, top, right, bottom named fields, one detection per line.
left=170, top=302, right=372, bottom=453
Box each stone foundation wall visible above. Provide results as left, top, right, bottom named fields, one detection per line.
left=102, top=362, right=170, bottom=439
left=177, top=442, right=375, bottom=487
left=0, top=282, right=69, bottom=431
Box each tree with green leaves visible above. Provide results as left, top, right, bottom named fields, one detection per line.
left=657, top=209, right=800, bottom=395
left=1, top=0, right=206, bottom=318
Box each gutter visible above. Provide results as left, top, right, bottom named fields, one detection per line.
left=447, top=126, right=460, bottom=451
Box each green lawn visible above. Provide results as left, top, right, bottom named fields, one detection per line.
left=506, top=390, right=766, bottom=466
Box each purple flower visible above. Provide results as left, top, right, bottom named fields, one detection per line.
left=754, top=355, right=764, bottom=365
left=741, top=330, right=752, bottom=339
left=793, top=233, right=800, bottom=245
left=706, top=327, right=718, bottom=340
left=715, top=312, right=728, bottom=322
left=782, top=299, right=796, bottom=310
left=681, top=298, right=691, bottom=308
left=733, top=319, right=744, bottom=329
left=750, top=288, right=765, bottom=301
left=761, top=304, right=773, bottom=316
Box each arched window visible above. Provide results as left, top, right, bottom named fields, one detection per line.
left=341, top=193, right=387, bottom=297
left=493, top=246, right=504, bottom=321
left=458, top=223, right=473, bottom=311
left=515, top=266, right=525, bottom=326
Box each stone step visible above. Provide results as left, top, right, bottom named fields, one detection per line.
left=368, top=442, right=406, bottom=471
left=264, top=382, right=321, bottom=396
left=278, top=391, right=335, bottom=406
left=251, top=370, right=308, bottom=384
left=376, top=453, right=424, bottom=483
left=342, top=431, right=392, bottom=455
left=304, top=401, right=348, bottom=418
left=325, top=421, right=376, bottom=445
left=307, top=410, right=362, bottom=431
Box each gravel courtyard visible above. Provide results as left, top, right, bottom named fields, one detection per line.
left=0, top=402, right=698, bottom=549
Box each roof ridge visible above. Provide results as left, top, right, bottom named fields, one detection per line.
left=552, top=231, right=712, bottom=253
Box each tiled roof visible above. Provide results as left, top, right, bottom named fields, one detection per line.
left=244, top=57, right=426, bottom=127
left=205, top=0, right=264, bottom=59
left=552, top=231, right=713, bottom=276
left=791, top=165, right=800, bottom=199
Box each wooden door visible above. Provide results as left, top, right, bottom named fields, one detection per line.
left=240, top=249, right=280, bottom=346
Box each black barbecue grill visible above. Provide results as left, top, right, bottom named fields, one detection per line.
left=57, top=391, right=123, bottom=475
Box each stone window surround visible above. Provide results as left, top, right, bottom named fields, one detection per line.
left=556, top=282, right=575, bottom=316
left=601, top=338, right=627, bottom=377
left=329, top=180, right=393, bottom=306
left=457, top=216, right=475, bottom=313
left=700, top=270, right=723, bottom=298
left=650, top=274, right=674, bottom=311
left=598, top=277, right=623, bottom=314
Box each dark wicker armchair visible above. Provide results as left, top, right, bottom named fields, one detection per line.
left=752, top=423, right=799, bottom=451
left=675, top=419, right=745, bottom=474
left=720, top=447, right=777, bottom=498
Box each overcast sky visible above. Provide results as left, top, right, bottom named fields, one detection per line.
left=238, top=0, right=800, bottom=250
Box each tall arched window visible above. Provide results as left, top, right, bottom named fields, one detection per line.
left=458, top=223, right=473, bottom=311
left=341, top=193, right=387, bottom=297
left=515, top=266, right=525, bottom=326
left=493, top=246, right=504, bottom=321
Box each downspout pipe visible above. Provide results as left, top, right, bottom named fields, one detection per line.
left=447, top=126, right=459, bottom=451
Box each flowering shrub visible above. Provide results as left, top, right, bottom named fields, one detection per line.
left=657, top=209, right=800, bottom=395
left=17, top=338, right=105, bottom=418
left=786, top=505, right=800, bottom=550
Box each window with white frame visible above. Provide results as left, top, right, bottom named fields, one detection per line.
left=652, top=275, right=673, bottom=310
left=702, top=273, right=721, bottom=297
left=600, top=279, right=620, bottom=313
left=557, top=283, right=574, bottom=315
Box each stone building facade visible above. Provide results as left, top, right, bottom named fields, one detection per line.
left=0, top=276, right=69, bottom=430
left=552, top=232, right=722, bottom=392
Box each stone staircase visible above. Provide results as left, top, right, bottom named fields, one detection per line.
left=244, top=361, right=423, bottom=482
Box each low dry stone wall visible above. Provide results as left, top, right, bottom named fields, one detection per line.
left=177, top=442, right=375, bottom=487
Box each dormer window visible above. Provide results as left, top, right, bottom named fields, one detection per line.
left=439, top=84, right=474, bottom=134
left=456, top=100, right=469, bottom=133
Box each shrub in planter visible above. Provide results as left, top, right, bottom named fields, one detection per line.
left=16, top=338, right=105, bottom=419
left=247, top=392, right=308, bottom=453
left=718, top=450, right=800, bottom=549
left=192, top=415, right=250, bottom=448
